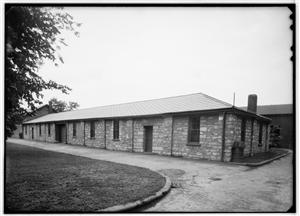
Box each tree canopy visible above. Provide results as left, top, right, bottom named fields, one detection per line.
left=49, top=98, right=79, bottom=112
left=5, top=6, right=80, bottom=138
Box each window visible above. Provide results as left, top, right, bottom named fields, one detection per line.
left=188, top=117, right=200, bottom=143
left=258, top=123, right=263, bottom=146
left=39, top=124, right=42, bottom=136
left=113, top=120, right=119, bottom=140
left=241, top=118, right=246, bottom=142
left=73, top=122, right=77, bottom=137
left=48, top=123, right=51, bottom=136
left=24, top=126, right=27, bottom=135
left=90, top=121, right=95, bottom=138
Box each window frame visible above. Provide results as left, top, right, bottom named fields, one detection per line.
left=39, top=124, right=42, bottom=136
left=48, top=123, right=51, bottom=136
left=258, top=122, right=263, bottom=146
left=73, top=122, right=77, bottom=137
left=187, top=116, right=200, bottom=145
left=90, top=121, right=95, bottom=139
left=241, top=118, right=246, bottom=142
left=113, top=120, right=119, bottom=140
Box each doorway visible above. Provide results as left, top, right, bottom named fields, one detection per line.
left=55, top=124, right=67, bottom=143
left=144, top=126, right=153, bottom=153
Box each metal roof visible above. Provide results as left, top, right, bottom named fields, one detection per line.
left=24, top=93, right=233, bottom=124
left=240, top=104, right=293, bottom=115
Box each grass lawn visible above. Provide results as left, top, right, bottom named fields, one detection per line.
left=5, top=143, right=165, bottom=213
left=232, top=149, right=289, bottom=164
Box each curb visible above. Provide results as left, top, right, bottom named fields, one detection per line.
left=99, top=173, right=172, bottom=212
left=230, top=150, right=291, bottom=167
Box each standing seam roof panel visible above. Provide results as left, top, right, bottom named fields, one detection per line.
left=24, top=93, right=232, bottom=124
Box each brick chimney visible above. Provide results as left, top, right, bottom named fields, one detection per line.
left=247, top=94, right=257, bottom=113
left=48, top=101, right=53, bottom=113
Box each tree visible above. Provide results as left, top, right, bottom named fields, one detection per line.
left=5, top=6, right=81, bottom=138
left=269, top=125, right=281, bottom=147
left=49, top=98, right=79, bottom=112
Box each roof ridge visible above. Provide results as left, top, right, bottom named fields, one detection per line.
left=200, top=92, right=232, bottom=107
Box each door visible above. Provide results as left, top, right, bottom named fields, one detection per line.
left=60, top=125, right=67, bottom=143
left=31, top=127, right=34, bottom=139
left=55, top=124, right=67, bottom=143
left=144, top=126, right=153, bottom=152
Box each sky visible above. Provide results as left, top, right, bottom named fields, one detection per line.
left=38, top=6, right=293, bottom=109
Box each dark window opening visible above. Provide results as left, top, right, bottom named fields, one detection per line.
left=113, top=120, right=119, bottom=140
left=90, top=121, right=95, bottom=138
left=25, top=126, right=27, bottom=135
left=39, top=124, right=42, bottom=136
left=241, top=118, right=246, bottom=142
left=188, top=117, right=200, bottom=143
left=258, top=123, right=263, bottom=146
left=48, top=123, right=51, bottom=136
left=73, top=122, right=77, bottom=137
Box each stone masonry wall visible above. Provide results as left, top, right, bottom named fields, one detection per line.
left=67, top=121, right=85, bottom=146
left=106, top=119, right=133, bottom=151
left=36, top=124, right=46, bottom=142
left=23, top=123, right=56, bottom=142
left=243, top=119, right=252, bottom=156
left=23, top=125, right=30, bottom=140
left=133, top=116, right=172, bottom=155
left=22, top=113, right=270, bottom=162
left=230, top=116, right=270, bottom=159
left=224, top=114, right=240, bottom=162
left=252, top=121, right=269, bottom=154
left=45, top=123, right=56, bottom=143
left=172, top=114, right=223, bottom=161
left=84, top=120, right=105, bottom=148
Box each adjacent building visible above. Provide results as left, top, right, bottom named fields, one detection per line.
left=22, top=93, right=271, bottom=162
left=255, top=104, right=293, bottom=149
left=11, top=104, right=55, bottom=138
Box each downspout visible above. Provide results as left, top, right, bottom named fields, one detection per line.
left=83, top=121, right=86, bottom=146
left=44, top=123, right=46, bottom=142
left=104, top=120, right=106, bottom=149
left=170, top=116, right=174, bottom=156
left=131, top=119, right=134, bottom=152
left=221, top=112, right=227, bottom=162
left=265, top=124, right=268, bottom=152
left=250, top=118, right=254, bottom=156
left=65, top=121, right=68, bottom=144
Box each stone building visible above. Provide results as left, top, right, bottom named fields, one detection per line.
left=11, top=104, right=55, bottom=138
left=22, top=93, right=270, bottom=162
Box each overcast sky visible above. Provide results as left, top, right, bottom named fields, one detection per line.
left=39, top=6, right=293, bottom=109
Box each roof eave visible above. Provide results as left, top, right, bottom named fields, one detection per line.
left=231, top=106, right=271, bottom=122
left=22, top=106, right=271, bottom=125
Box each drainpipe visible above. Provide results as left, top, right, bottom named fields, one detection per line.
left=104, top=120, right=106, bottom=149
left=131, top=119, right=134, bottom=152
left=44, top=123, right=46, bottom=142
left=65, top=121, right=68, bottom=144
left=221, top=112, right=227, bottom=162
left=83, top=121, right=86, bottom=146
left=265, top=124, right=268, bottom=152
left=170, top=116, right=174, bottom=156
left=250, top=118, right=254, bottom=156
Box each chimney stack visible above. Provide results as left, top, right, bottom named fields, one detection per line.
left=247, top=94, right=257, bottom=113
left=49, top=101, right=53, bottom=113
